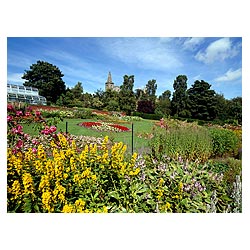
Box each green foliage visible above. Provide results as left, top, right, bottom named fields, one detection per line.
left=208, top=128, right=239, bottom=157
left=145, top=79, right=157, bottom=104
left=119, top=75, right=136, bottom=115
left=22, top=60, right=66, bottom=104
left=155, top=90, right=171, bottom=116
left=171, top=75, right=189, bottom=117
left=150, top=120, right=213, bottom=162
left=133, top=112, right=162, bottom=120
left=187, top=80, right=217, bottom=120
left=227, top=97, right=242, bottom=125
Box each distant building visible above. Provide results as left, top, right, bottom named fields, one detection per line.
left=7, top=83, right=47, bottom=105
left=105, top=72, right=120, bottom=92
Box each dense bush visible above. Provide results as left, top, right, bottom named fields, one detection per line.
left=133, top=112, right=162, bottom=120
left=208, top=128, right=239, bottom=157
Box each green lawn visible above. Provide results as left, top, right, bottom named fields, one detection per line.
left=22, top=118, right=156, bottom=154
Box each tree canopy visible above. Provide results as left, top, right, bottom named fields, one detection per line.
left=187, top=80, right=216, bottom=120
left=22, top=60, right=66, bottom=104
left=171, top=75, right=189, bottom=117
left=119, top=75, right=136, bottom=115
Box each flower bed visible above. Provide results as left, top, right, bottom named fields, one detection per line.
left=79, top=121, right=130, bottom=132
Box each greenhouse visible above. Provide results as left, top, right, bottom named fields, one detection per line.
left=7, top=84, right=47, bottom=105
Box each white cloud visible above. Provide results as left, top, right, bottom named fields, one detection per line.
left=215, top=68, right=242, bottom=82
left=7, top=73, right=24, bottom=84
left=183, top=37, right=205, bottom=51
left=195, top=38, right=239, bottom=64
left=99, top=38, right=183, bottom=71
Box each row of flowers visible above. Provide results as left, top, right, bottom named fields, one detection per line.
left=7, top=103, right=242, bottom=213
left=7, top=131, right=241, bottom=213
left=79, top=121, right=130, bottom=132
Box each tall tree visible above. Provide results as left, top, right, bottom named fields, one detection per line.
left=119, top=75, right=136, bottom=115
left=22, top=60, right=66, bottom=104
left=71, top=82, right=83, bottom=99
left=145, top=79, right=157, bottom=103
left=155, top=90, right=171, bottom=116
left=171, top=75, right=189, bottom=117
left=214, top=93, right=229, bottom=122
left=227, top=97, right=242, bottom=124
left=187, top=80, right=216, bottom=120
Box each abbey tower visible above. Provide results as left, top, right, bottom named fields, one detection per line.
left=105, top=72, right=120, bottom=92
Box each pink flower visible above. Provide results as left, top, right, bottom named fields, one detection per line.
left=26, top=106, right=33, bottom=112
left=49, top=126, right=57, bottom=133
left=7, top=104, right=15, bottom=112
left=35, top=111, right=41, bottom=117
left=7, top=115, right=13, bottom=122
left=16, top=111, right=23, bottom=116
left=11, top=125, right=23, bottom=135
left=160, top=118, right=165, bottom=128
left=32, top=139, right=39, bottom=145
left=32, top=148, right=37, bottom=153
left=25, top=112, right=31, bottom=117
left=16, top=140, right=23, bottom=149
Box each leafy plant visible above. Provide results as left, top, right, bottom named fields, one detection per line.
left=208, top=128, right=239, bottom=157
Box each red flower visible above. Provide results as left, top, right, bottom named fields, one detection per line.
left=79, top=121, right=130, bottom=132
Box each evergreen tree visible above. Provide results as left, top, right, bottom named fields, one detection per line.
left=171, top=75, right=189, bottom=117
left=227, top=97, right=242, bottom=124
left=187, top=80, right=216, bottom=120
left=145, top=79, right=157, bottom=104
left=71, top=82, right=83, bottom=99
left=155, top=90, right=171, bottom=116
left=119, top=75, right=136, bottom=115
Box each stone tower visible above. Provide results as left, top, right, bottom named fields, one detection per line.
left=105, top=71, right=114, bottom=91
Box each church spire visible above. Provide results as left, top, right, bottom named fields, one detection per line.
left=105, top=71, right=114, bottom=91
left=107, top=71, right=113, bottom=84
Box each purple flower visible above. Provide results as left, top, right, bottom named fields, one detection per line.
left=140, top=173, right=145, bottom=182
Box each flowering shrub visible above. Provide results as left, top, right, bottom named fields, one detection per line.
left=7, top=131, right=240, bottom=213
left=7, top=134, right=139, bottom=212
left=79, top=121, right=130, bottom=132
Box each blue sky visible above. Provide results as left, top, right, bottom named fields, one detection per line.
left=7, top=37, right=242, bottom=99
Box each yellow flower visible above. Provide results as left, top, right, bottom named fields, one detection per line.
left=129, top=167, right=140, bottom=176
left=165, top=202, right=171, bottom=210
left=39, top=175, right=50, bottom=191
left=91, top=174, right=97, bottom=181
left=8, top=180, right=22, bottom=200
left=159, top=178, right=164, bottom=186
left=57, top=133, right=69, bottom=149
left=37, top=145, right=46, bottom=160
left=42, top=190, right=54, bottom=212
left=53, top=184, right=66, bottom=203
left=178, top=182, right=183, bottom=193
left=156, top=189, right=164, bottom=200
left=103, top=206, right=108, bottom=213
left=62, top=203, right=75, bottom=213
left=22, top=173, right=34, bottom=194
left=75, top=199, right=85, bottom=212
